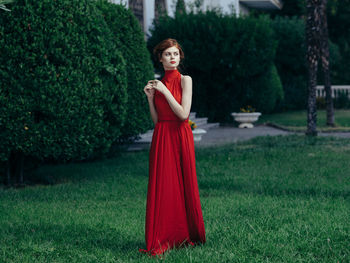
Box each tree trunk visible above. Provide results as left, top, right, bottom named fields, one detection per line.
left=306, top=0, right=322, bottom=136
left=2, top=151, right=26, bottom=187
left=154, top=0, right=167, bottom=21
left=320, top=0, right=335, bottom=126
left=5, top=159, right=11, bottom=186
left=17, top=152, right=24, bottom=187
left=176, top=0, right=186, bottom=15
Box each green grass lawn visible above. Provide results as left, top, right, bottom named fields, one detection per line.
left=257, top=110, right=350, bottom=132
left=0, top=135, right=349, bottom=262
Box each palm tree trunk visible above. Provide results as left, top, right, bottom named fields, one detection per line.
left=306, top=57, right=318, bottom=136
left=306, top=0, right=322, bottom=136
left=320, top=0, right=335, bottom=126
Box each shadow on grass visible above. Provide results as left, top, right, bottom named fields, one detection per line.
left=6, top=151, right=150, bottom=188
left=6, top=223, right=145, bottom=260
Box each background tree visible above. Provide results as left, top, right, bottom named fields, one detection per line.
left=320, top=0, right=335, bottom=126
left=305, top=0, right=322, bottom=136
left=0, top=0, right=13, bottom=11
left=270, top=0, right=306, bottom=17
left=175, top=0, right=186, bottom=15
left=262, top=0, right=350, bottom=87
left=327, top=0, right=350, bottom=84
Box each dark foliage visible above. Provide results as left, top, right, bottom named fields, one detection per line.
left=96, top=1, right=154, bottom=141
left=148, top=11, right=282, bottom=122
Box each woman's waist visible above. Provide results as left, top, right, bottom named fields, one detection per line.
left=157, top=114, right=188, bottom=122
left=158, top=118, right=188, bottom=123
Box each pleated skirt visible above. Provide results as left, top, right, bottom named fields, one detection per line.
left=139, top=120, right=206, bottom=256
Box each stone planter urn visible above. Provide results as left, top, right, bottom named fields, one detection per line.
left=192, top=128, right=207, bottom=141
left=231, top=112, right=261, bottom=128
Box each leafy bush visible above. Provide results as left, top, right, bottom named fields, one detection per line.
left=0, top=0, right=128, bottom=163
left=316, top=97, right=326, bottom=109
left=148, top=11, right=282, bottom=122
left=334, top=92, right=350, bottom=109
left=96, top=1, right=154, bottom=141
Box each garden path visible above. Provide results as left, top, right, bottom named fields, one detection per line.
left=127, top=124, right=350, bottom=151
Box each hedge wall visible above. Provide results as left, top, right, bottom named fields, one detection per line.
left=272, top=16, right=308, bottom=110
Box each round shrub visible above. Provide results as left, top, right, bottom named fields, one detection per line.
left=248, top=64, right=284, bottom=113
left=96, top=1, right=154, bottom=141
left=148, top=11, right=281, bottom=122
left=0, top=0, right=127, bottom=164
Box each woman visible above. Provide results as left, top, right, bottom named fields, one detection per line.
left=139, top=38, right=206, bottom=257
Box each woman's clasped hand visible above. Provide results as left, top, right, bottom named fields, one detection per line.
left=144, top=79, right=166, bottom=98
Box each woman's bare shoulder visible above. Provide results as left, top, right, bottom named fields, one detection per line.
left=180, top=75, right=192, bottom=91
left=181, top=74, right=192, bottom=82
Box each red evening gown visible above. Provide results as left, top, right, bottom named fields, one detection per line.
left=139, top=69, right=206, bottom=256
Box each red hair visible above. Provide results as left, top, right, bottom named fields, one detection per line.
left=153, top=38, right=185, bottom=63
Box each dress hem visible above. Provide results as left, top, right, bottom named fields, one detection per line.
left=138, top=240, right=195, bottom=257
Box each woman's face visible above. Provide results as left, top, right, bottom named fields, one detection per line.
left=160, top=46, right=180, bottom=70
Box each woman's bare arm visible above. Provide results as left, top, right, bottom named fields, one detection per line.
left=144, top=83, right=158, bottom=125
left=147, top=98, right=158, bottom=125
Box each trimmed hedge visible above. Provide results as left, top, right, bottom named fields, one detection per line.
left=148, top=11, right=282, bottom=122
left=96, top=1, right=154, bottom=141
left=272, top=16, right=308, bottom=110
left=0, top=0, right=127, bottom=162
